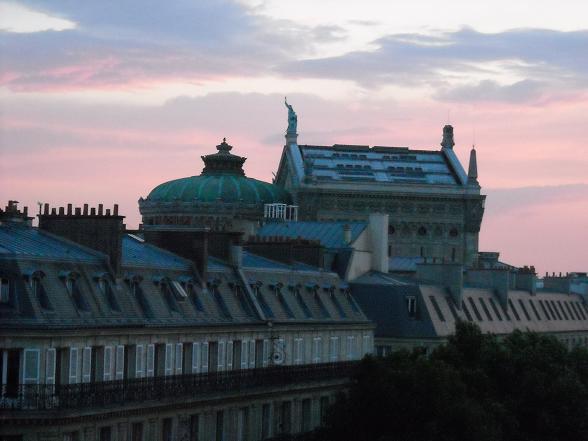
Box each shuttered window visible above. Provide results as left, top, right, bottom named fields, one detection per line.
left=191, top=342, right=200, bottom=374
left=201, top=342, right=209, bottom=373
left=146, top=344, right=155, bottom=377
left=104, top=346, right=114, bottom=381
left=262, top=339, right=269, bottom=367
left=82, top=347, right=92, bottom=383
left=164, top=344, right=173, bottom=376
left=313, top=337, right=322, bottom=363
left=23, top=349, right=40, bottom=384
left=175, top=343, right=183, bottom=375
left=69, top=347, right=79, bottom=384
left=294, top=338, right=303, bottom=365
left=249, top=340, right=255, bottom=368
left=346, top=336, right=355, bottom=360
left=45, top=348, right=56, bottom=385
left=329, top=337, right=339, bottom=362
left=217, top=341, right=225, bottom=371
left=226, top=341, right=233, bottom=370
left=135, top=345, right=145, bottom=378
left=115, top=346, right=125, bottom=380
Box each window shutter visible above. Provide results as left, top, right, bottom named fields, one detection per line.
left=201, top=342, right=209, bottom=373
left=262, top=340, right=269, bottom=367
left=347, top=336, right=354, bottom=360
left=115, top=345, right=125, bottom=380
left=164, top=343, right=173, bottom=376
left=218, top=341, right=225, bottom=371
left=191, top=342, right=200, bottom=374
left=330, top=337, right=338, bottom=362
left=175, top=343, right=183, bottom=375
left=45, top=348, right=56, bottom=385
left=313, top=338, right=322, bottom=363
left=23, top=349, right=40, bottom=384
left=249, top=340, right=255, bottom=368
left=104, top=346, right=113, bottom=381
left=69, top=347, right=79, bottom=384
left=135, top=345, right=145, bottom=378
left=226, top=341, right=233, bottom=370
left=82, top=347, right=92, bottom=383
left=294, top=339, right=302, bottom=364
left=146, top=344, right=155, bottom=377
left=241, top=341, right=248, bottom=369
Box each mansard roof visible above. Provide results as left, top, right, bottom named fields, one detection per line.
left=256, top=221, right=367, bottom=249
left=280, top=143, right=469, bottom=188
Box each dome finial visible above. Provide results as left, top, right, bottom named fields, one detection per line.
left=217, top=137, right=232, bottom=153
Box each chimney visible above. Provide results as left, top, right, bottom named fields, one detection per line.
left=467, top=146, right=479, bottom=185
left=230, top=245, right=243, bottom=268
left=368, top=213, right=389, bottom=273
left=417, top=262, right=464, bottom=308
left=38, top=203, right=125, bottom=275
left=0, top=200, right=33, bottom=225
left=440, top=125, right=455, bottom=149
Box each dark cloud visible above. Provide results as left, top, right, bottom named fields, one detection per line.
left=280, top=27, right=588, bottom=102
left=0, top=0, right=331, bottom=91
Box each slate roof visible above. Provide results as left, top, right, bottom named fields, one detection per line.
left=242, top=250, right=321, bottom=272
left=298, top=145, right=461, bottom=186
left=0, top=223, right=103, bottom=263
left=256, top=221, right=367, bottom=249
left=122, top=235, right=192, bottom=270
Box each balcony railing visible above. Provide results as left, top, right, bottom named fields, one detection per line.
left=0, top=362, right=357, bottom=412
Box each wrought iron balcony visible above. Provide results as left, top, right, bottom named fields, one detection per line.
left=0, top=361, right=357, bottom=412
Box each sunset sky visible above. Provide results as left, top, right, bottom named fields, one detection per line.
left=1, top=0, right=587, bottom=275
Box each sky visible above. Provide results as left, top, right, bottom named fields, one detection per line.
left=1, top=0, right=587, bottom=275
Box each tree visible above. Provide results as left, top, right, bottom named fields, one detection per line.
left=321, top=322, right=588, bottom=441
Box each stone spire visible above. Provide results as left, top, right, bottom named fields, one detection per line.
left=467, top=145, right=478, bottom=185
left=440, top=124, right=455, bottom=149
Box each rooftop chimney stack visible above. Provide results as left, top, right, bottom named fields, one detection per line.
left=38, top=203, right=125, bottom=275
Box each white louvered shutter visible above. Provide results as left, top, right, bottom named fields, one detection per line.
left=175, top=343, right=183, bottom=375
left=104, top=346, right=113, bottom=381
left=218, top=341, right=225, bottom=371
left=249, top=340, right=255, bottom=368
left=363, top=335, right=371, bottom=355
left=313, top=338, right=322, bottom=363
left=146, top=344, right=155, bottom=377
left=164, top=343, right=173, bottom=376
left=330, top=337, right=338, bottom=362
left=201, top=342, right=209, bottom=373
left=135, top=345, right=145, bottom=378
left=82, top=347, right=92, bottom=383
left=69, top=347, right=79, bottom=384
left=192, top=342, right=200, bottom=374
left=241, top=340, right=248, bottom=369
left=226, top=341, right=233, bottom=370
left=115, top=345, right=125, bottom=380
left=262, top=339, right=269, bottom=367
left=23, top=349, right=40, bottom=384
left=45, top=348, right=56, bottom=385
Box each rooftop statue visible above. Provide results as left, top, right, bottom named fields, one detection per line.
left=284, top=97, right=297, bottom=134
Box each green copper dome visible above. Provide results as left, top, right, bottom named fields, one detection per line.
left=145, top=138, right=291, bottom=205
left=147, top=174, right=291, bottom=204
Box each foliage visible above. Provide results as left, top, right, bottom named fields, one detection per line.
left=320, top=322, right=588, bottom=441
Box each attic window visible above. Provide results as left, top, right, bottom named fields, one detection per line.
left=32, top=276, right=52, bottom=310
left=171, top=281, right=188, bottom=300
left=98, top=278, right=120, bottom=311
left=0, top=278, right=11, bottom=304
left=405, top=296, right=417, bottom=318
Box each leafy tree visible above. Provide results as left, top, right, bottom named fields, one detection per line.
left=320, top=322, right=588, bottom=441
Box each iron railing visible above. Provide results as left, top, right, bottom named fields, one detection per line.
left=0, top=362, right=357, bottom=411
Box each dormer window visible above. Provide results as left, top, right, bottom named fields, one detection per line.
left=0, top=277, right=11, bottom=304
left=31, top=273, right=52, bottom=310
left=97, top=277, right=120, bottom=312
left=62, top=272, right=90, bottom=311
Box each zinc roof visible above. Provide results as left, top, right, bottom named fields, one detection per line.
left=256, top=221, right=367, bottom=249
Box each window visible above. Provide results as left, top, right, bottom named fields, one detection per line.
left=131, top=423, right=143, bottom=441
left=66, top=276, right=90, bottom=311
left=478, top=298, right=493, bottom=321
left=557, top=301, right=569, bottom=320
left=276, top=289, right=295, bottom=319
left=461, top=300, right=474, bottom=321
left=161, top=283, right=180, bottom=312
left=130, top=281, right=153, bottom=318
left=418, top=226, right=427, bottom=236
left=215, top=411, right=224, bottom=441
left=314, top=291, right=331, bottom=319
left=189, top=414, right=200, bottom=441
left=329, top=337, right=339, bottom=361
left=162, top=418, right=173, bottom=441
left=449, top=228, right=459, bottom=237
left=262, top=404, right=272, bottom=439
left=313, top=337, right=322, bottom=363
left=330, top=292, right=348, bottom=318
left=406, top=296, right=417, bottom=319
left=234, top=285, right=255, bottom=318
left=575, top=302, right=587, bottom=320
left=488, top=298, right=503, bottom=321
left=187, top=284, right=205, bottom=312
left=294, top=338, right=303, bottom=365
left=549, top=301, right=562, bottom=320
left=171, top=281, right=188, bottom=300
left=254, top=286, right=273, bottom=319
left=237, top=408, right=249, bottom=441
left=468, top=298, right=483, bottom=321
left=564, top=302, right=576, bottom=320
left=429, top=296, right=446, bottom=322
left=508, top=299, right=521, bottom=321
left=517, top=299, right=531, bottom=321
left=302, top=399, right=312, bottom=433
left=445, top=296, right=460, bottom=321
left=346, top=336, right=355, bottom=360
left=98, top=279, right=119, bottom=311
left=538, top=300, right=551, bottom=320
left=23, top=348, right=40, bottom=384
left=546, top=301, right=559, bottom=320
left=0, top=277, right=10, bottom=304
left=211, top=286, right=232, bottom=319
left=294, top=289, right=312, bottom=318
left=32, top=277, right=52, bottom=310
left=529, top=300, right=542, bottom=320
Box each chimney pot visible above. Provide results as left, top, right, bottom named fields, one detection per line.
left=23, top=206, right=28, bottom=216
left=113, top=204, right=119, bottom=216
left=106, top=209, right=111, bottom=216
left=51, top=208, right=57, bottom=215
left=58, top=207, right=64, bottom=215
left=83, top=204, right=88, bottom=215
left=98, top=204, right=104, bottom=216
left=67, top=204, right=72, bottom=215
left=44, top=203, right=49, bottom=215
left=75, top=207, right=81, bottom=215
left=91, top=207, right=96, bottom=215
